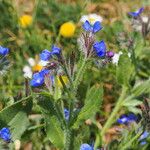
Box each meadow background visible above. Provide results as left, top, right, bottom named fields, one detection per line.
left=0, top=0, right=150, bottom=149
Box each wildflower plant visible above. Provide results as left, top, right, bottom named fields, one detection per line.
left=0, top=1, right=150, bottom=150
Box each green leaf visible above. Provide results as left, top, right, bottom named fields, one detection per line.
left=38, top=95, right=65, bottom=149
left=73, top=85, right=103, bottom=129
left=45, top=115, right=65, bottom=149
left=116, top=53, right=134, bottom=86
left=127, top=106, right=142, bottom=114
left=131, top=79, right=150, bottom=96
left=123, top=99, right=142, bottom=107
left=0, top=96, right=32, bottom=140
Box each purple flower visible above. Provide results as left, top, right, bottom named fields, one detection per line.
left=40, top=49, right=52, bottom=61
left=0, top=46, right=9, bottom=56
left=93, top=40, right=106, bottom=57
left=30, top=69, right=50, bottom=87
left=0, top=127, right=11, bottom=142
left=51, top=45, right=61, bottom=55
left=117, top=113, right=137, bottom=124
left=64, top=108, right=69, bottom=121
left=128, top=7, right=144, bottom=18
left=80, top=143, right=93, bottom=150
left=82, top=20, right=102, bottom=33
left=106, top=51, right=114, bottom=58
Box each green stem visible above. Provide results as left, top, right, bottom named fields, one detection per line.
left=74, top=58, right=87, bottom=91
left=100, top=86, right=127, bottom=141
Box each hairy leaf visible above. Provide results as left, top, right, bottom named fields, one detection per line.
left=73, top=85, right=103, bottom=129
left=131, top=79, right=150, bottom=96
left=116, top=53, right=134, bottom=86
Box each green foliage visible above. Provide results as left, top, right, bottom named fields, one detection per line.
left=73, top=85, right=103, bottom=129
left=0, top=96, right=32, bottom=140
left=131, top=79, right=150, bottom=96
left=116, top=53, right=134, bottom=86
left=38, top=95, right=65, bottom=149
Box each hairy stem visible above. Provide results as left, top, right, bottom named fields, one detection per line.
left=74, top=58, right=87, bottom=92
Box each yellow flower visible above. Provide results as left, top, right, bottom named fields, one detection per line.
left=32, top=64, right=43, bottom=72
left=56, top=76, right=69, bottom=88
left=59, top=22, right=76, bottom=38
left=19, top=15, right=32, bottom=28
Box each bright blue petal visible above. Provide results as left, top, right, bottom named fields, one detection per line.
left=39, top=69, right=50, bottom=77
left=80, top=143, right=93, bottom=150
left=93, top=40, right=106, bottom=57
left=0, top=127, right=11, bottom=142
left=117, top=115, right=129, bottom=124
left=93, top=21, right=102, bottom=33
left=82, top=20, right=92, bottom=32
left=0, top=46, right=9, bottom=56
left=30, top=72, right=44, bottom=87
left=40, top=49, right=52, bottom=61
left=128, top=113, right=137, bottom=122
left=129, top=7, right=144, bottom=17
left=51, top=45, right=61, bottom=55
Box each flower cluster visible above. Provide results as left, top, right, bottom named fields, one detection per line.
left=0, top=127, right=11, bottom=142
left=78, top=20, right=114, bottom=68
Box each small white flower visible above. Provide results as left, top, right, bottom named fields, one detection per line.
left=112, top=52, right=131, bottom=65
left=28, top=58, right=35, bottom=66
left=23, top=65, right=32, bottom=78
left=112, top=52, right=123, bottom=65
left=80, top=13, right=103, bottom=25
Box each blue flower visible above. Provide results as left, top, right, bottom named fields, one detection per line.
left=139, top=131, right=149, bottom=145
left=139, top=131, right=149, bottom=141
left=93, top=40, right=106, bottom=57
left=40, top=49, right=52, bottom=61
left=117, top=113, right=137, bottom=124
left=128, top=7, right=144, bottom=18
left=82, top=20, right=102, bottom=33
left=80, top=143, right=93, bottom=150
left=64, top=108, right=69, bottom=121
left=0, top=127, right=11, bottom=142
left=30, top=69, right=50, bottom=87
left=51, top=45, right=61, bottom=55
left=0, top=46, right=9, bottom=56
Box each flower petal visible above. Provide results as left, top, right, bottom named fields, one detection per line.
left=93, top=21, right=102, bottom=33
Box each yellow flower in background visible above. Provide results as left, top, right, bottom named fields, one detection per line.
left=59, top=22, right=76, bottom=38
left=56, top=76, right=69, bottom=88
left=19, top=15, right=32, bottom=28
